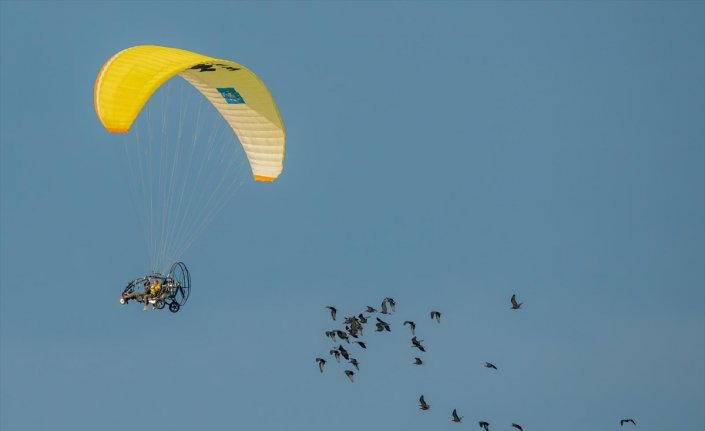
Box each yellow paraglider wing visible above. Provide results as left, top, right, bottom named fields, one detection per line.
left=94, top=45, right=285, bottom=182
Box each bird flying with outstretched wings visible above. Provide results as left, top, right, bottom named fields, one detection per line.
left=418, top=395, right=430, bottom=410
left=510, top=294, right=522, bottom=310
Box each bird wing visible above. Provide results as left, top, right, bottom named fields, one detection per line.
left=511, top=294, right=518, bottom=307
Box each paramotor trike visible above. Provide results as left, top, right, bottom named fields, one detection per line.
left=120, top=262, right=191, bottom=313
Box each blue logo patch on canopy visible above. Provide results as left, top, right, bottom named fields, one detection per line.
left=217, top=87, right=245, bottom=104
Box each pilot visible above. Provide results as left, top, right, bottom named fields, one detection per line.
left=151, top=279, right=162, bottom=297
left=142, top=279, right=152, bottom=311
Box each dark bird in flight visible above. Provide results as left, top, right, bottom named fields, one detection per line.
left=366, top=306, right=377, bottom=313
left=511, top=423, right=523, bottom=431
left=335, top=330, right=350, bottom=343
left=384, top=297, right=396, bottom=312
left=344, top=370, right=355, bottom=383
left=329, top=349, right=341, bottom=363
left=375, top=322, right=391, bottom=332
left=403, top=321, right=416, bottom=336
left=345, top=325, right=360, bottom=338
left=353, top=341, right=367, bottom=349
left=411, top=336, right=426, bottom=352
left=325, top=331, right=337, bottom=342
left=380, top=299, right=389, bottom=314
left=418, top=395, right=430, bottom=410
left=479, top=421, right=490, bottom=431
left=338, top=345, right=350, bottom=361
left=349, top=357, right=359, bottom=370
left=430, top=310, right=442, bottom=323
left=357, top=313, right=369, bottom=324
left=348, top=318, right=363, bottom=335
left=375, top=317, right=391, bottom=332
left=620, top=419, right=636, bottom=426
left=326, top=306, right=337, bottom=320
left=413, top=357, right=424, bottom=365
left=484, top=362, right=498, bottom=370
left=315, top=358, right=326, bottom=373
left=510, top=294, right=522, bottom=310
left=451, top=409, right=463, bottom=423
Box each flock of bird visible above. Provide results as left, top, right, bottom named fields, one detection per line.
left=315, top=294, right=637, bottom=429
left=315, top=297, right=406, bottom=384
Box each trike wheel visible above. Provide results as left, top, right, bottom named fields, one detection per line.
left=169, top=302, right=180, bottom=313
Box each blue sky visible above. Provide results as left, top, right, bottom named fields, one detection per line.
left=1, top=2, right=703, bottom=430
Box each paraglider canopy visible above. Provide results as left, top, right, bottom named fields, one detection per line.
left=94, top=45, right=286, bottom=182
